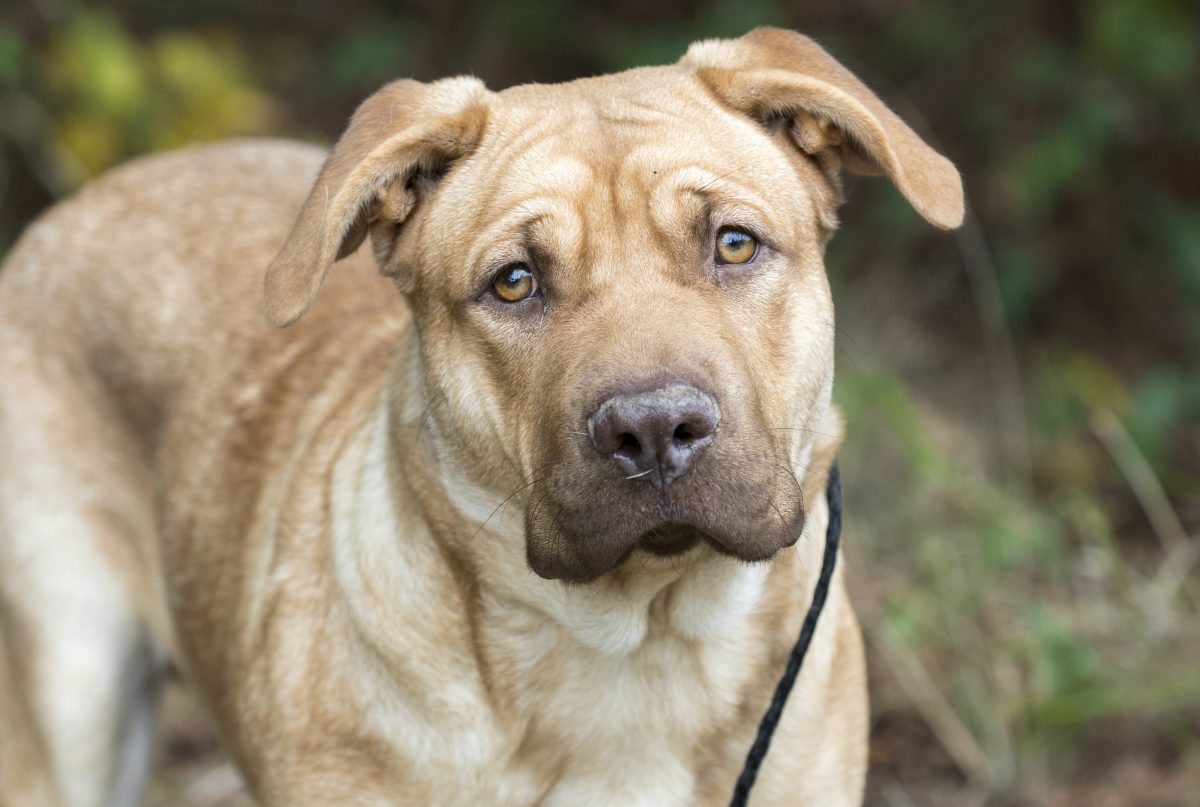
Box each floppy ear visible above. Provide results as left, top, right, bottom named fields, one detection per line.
left=682, top=27, right=964, bottom=230
left=264, top=76, right=490, bottom=327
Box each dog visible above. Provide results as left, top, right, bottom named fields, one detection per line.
left=0, top=27, right=961, bottom=806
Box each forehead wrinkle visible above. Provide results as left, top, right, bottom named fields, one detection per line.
left=594, top=95, right=690, bottom=129
left=526, top=204, right=586, bottom=277
left=517, top=155, right=596, bottom=196
left=570, top=152, right=638, bottom=288
left=603, top=146, right=723, bottom=285
left=454, top=110, right=579, bottom=230
left=436, top=115, right=556, bottom=253
left=463, top=196, right=582, bottom=277
left=632, top=161, right=778, bottom=256
left=622, top=121, right=819, bottom=230
left=482, top=110, right=573, bottom=184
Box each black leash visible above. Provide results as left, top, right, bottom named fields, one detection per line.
left=729, top=461, right=842, bottom=806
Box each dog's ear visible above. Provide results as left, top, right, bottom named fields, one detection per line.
left=264, top=77, right=490, bottom=327
left=682, top=28, right=964, bottom=231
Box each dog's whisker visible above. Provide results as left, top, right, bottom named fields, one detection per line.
left=633, top=548, right=651, bottom=574
left=769, top=499, right=788, bottom=530
left=773, top=463, right=805, bottom=498
left=772, top=464, right=808, bottom=527
left=408, top=390, right=448, bottom=461
left=764, top=426, right=841, bottom=440
left=625, top=468, right=654, bottom=480
left=467, top=475, right=548, bottom=546
left=694, top=167, right=739, bottom=194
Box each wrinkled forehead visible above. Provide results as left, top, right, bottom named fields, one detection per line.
left=429, top=67, right=818, bottom=270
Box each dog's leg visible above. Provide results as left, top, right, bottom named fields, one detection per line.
left=0, top=558, right=163, bottom=807
left=0, top=610, right=57, bottom=806
left=0, top=371, right=166, bottom=807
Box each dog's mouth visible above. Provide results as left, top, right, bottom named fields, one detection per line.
left=524, top=436, right=807, bottom=582
left=635, top=521, right=703, bottom=557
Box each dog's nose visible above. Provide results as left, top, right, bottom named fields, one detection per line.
left=587, top=384, right=719, bottom=488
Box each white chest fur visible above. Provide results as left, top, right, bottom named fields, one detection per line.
left=479, top=553, right=771, bottom=805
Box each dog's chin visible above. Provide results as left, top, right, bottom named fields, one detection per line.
left=524, top=525, right=704, bottom=584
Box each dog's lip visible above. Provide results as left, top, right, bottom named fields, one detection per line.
left=527, top=516, right=798, bottom=583
left=635, top=521, right=702, bottom=557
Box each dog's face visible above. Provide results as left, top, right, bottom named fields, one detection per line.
left=265, top=29, right=963, bottom=582
left=410, top=74, right=843, bottom=582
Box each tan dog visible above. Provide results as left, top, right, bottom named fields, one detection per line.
left=0, top=28, right=961, bottom=806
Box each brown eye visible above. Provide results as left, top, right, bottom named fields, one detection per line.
left=714, top=227, right=758, bottom=265
left=492, top=264, right=538, bottom=302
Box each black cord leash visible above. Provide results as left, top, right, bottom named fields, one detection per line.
left=729, top=461, right=842, bottom=806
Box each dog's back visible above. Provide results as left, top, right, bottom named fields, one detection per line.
left=0, top=139, right=387, bottom=420
left=0, top=139, right=394, bottom=806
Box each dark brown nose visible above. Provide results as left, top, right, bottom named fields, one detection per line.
left=587, top=384, right=720, bottom=489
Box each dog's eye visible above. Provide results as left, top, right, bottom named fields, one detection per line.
left=492, top=264, right=538, bottom=302
left=714, top=228, right=758, bottom=265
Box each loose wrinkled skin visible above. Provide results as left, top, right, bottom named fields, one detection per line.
left=0, top=28, right=961, bottom=807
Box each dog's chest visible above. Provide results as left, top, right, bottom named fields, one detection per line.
left=480, top=566, right=770, bottom=805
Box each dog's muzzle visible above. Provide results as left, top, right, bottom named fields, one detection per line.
left=524, top=382, right=804, bottom=582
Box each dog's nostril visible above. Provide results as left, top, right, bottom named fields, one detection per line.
left=617, top=433, right=641, bottom=456
left=673, top=424, right=696, bottom=445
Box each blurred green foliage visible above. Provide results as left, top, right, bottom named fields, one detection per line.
left=839, top=359, right=1199, bottom=797
left=1, top=1, right=1197, bottom=803
left=41, top=12, right=271, bottom=182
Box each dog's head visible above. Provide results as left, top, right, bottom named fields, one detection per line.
left=265, top=28, right=962, bottom=583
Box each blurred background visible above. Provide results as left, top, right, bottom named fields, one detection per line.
left=1, top=1, right=1197, bottom=805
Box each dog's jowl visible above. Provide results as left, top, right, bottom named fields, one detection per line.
left=0, top=28, right=961, bottom=807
